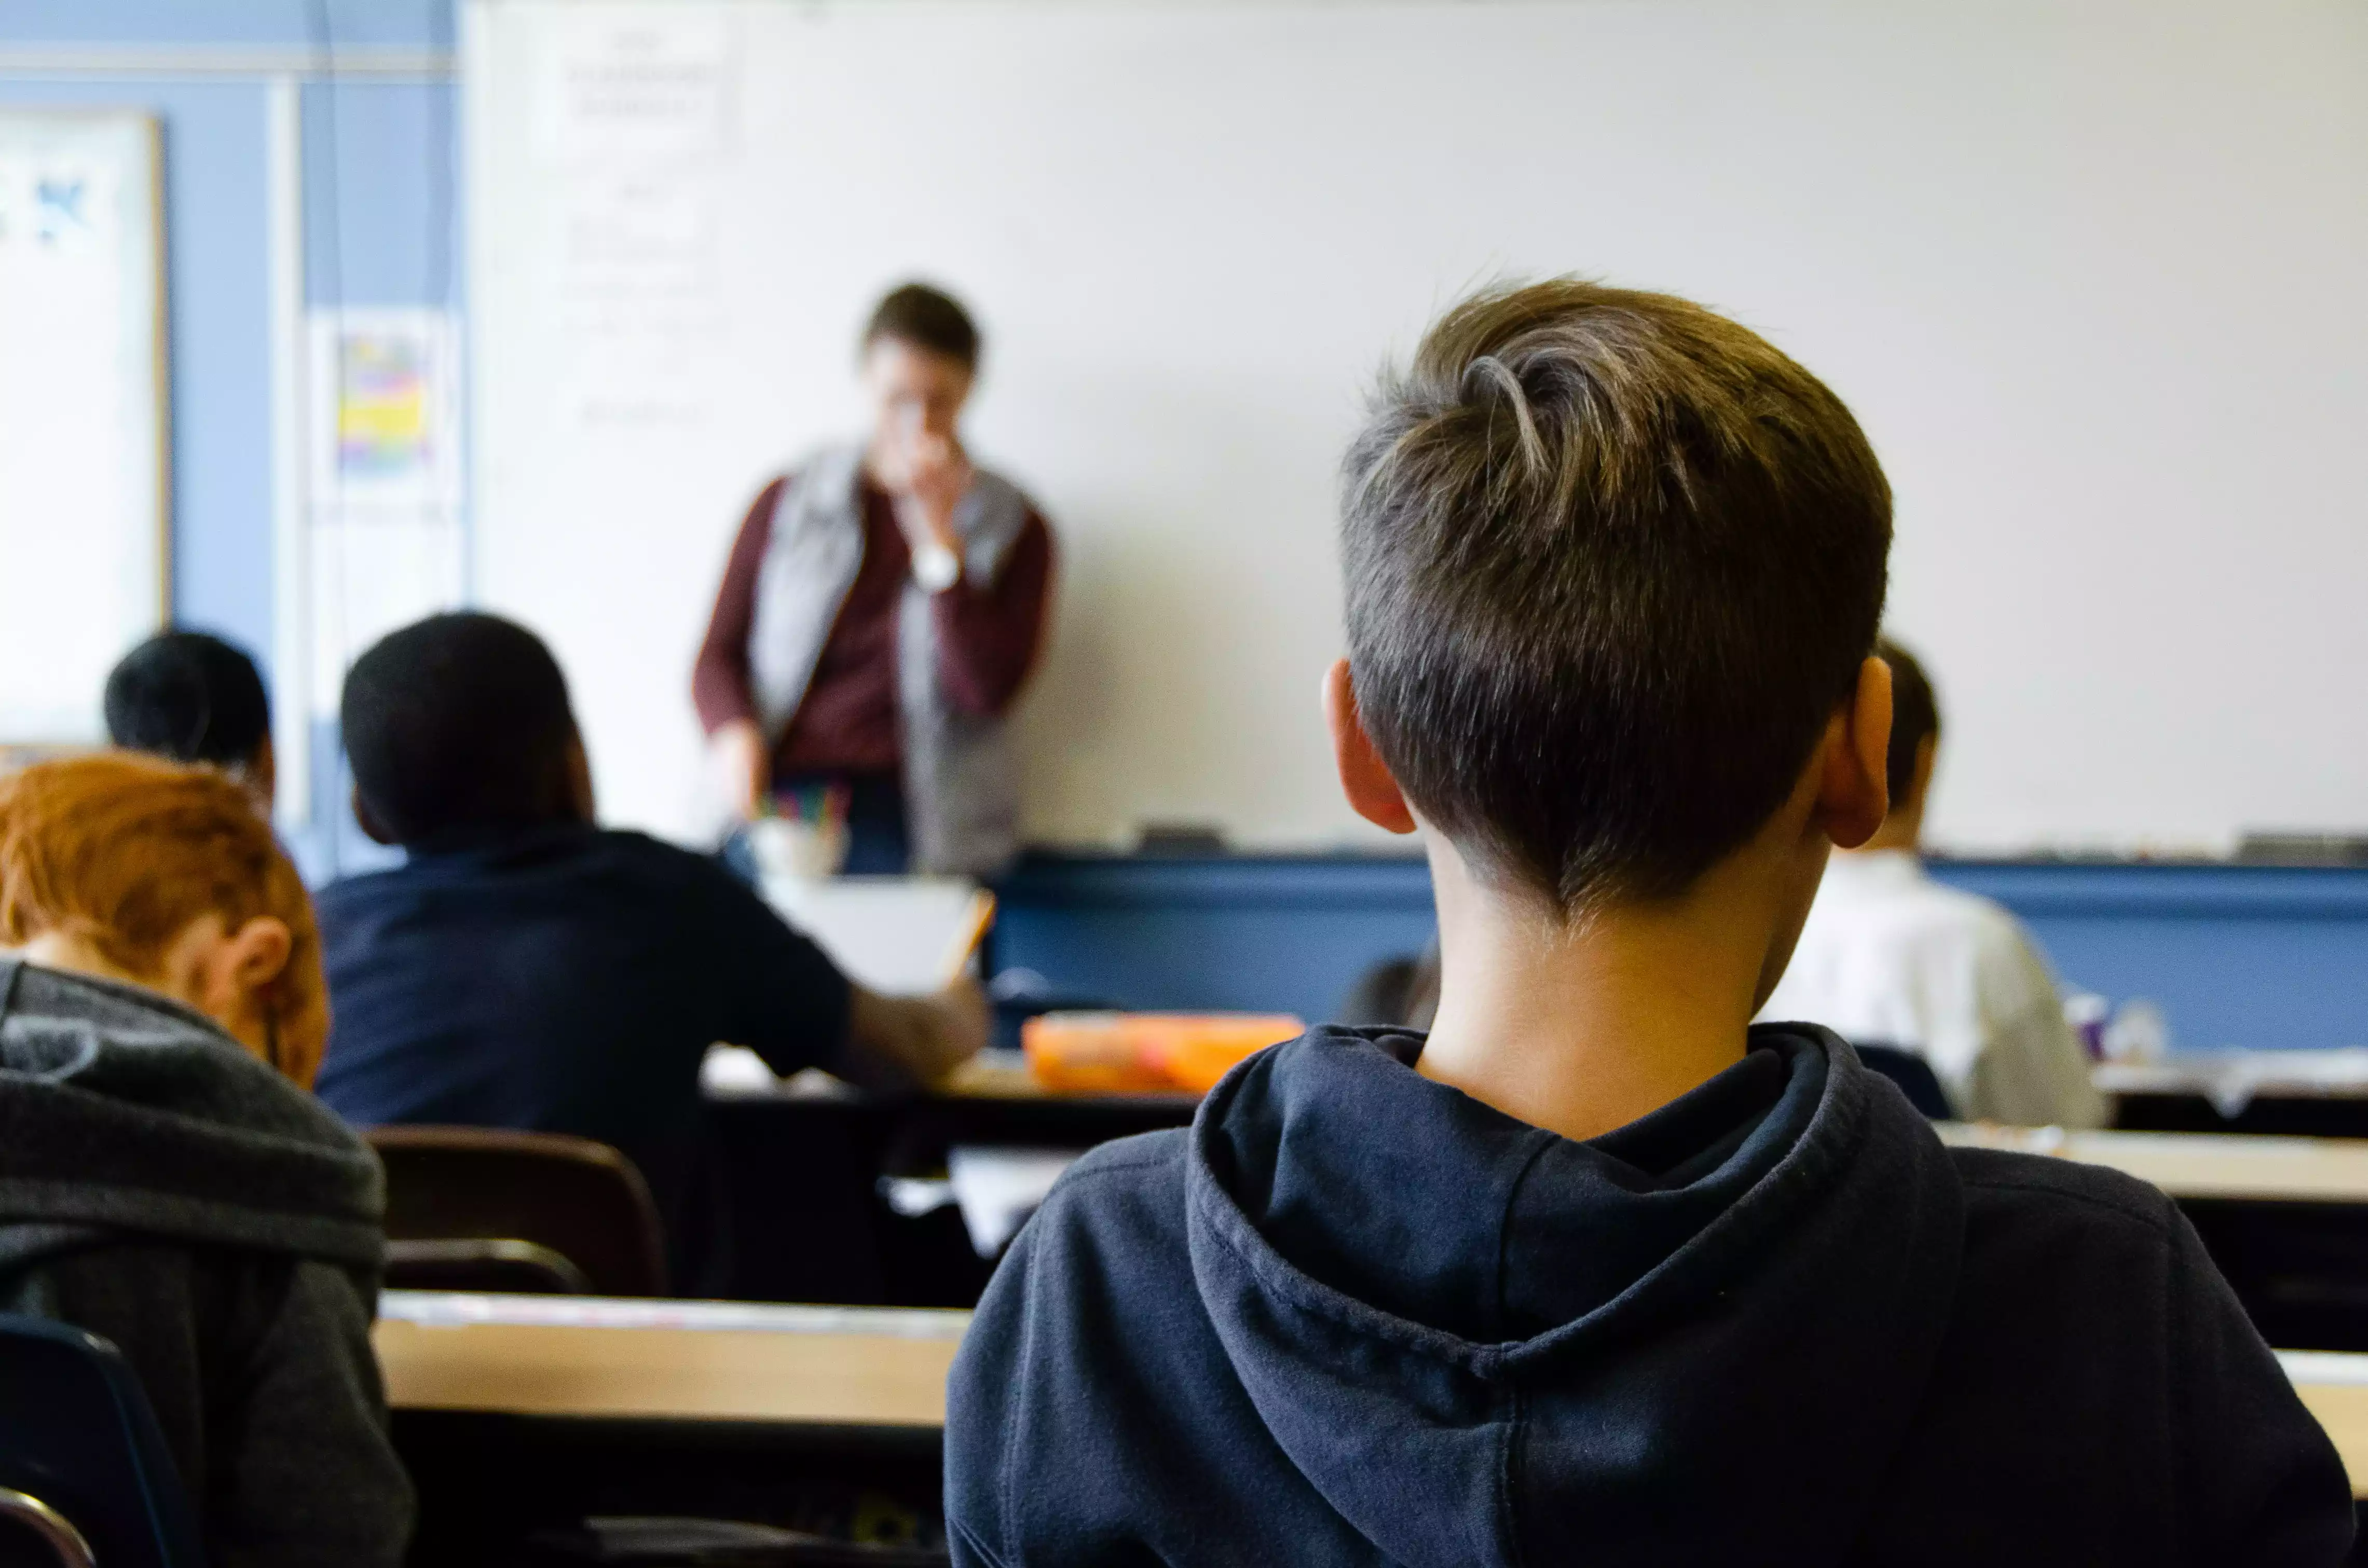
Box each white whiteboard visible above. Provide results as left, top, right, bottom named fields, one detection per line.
left=467, top=1, right=2368, bottom=855
left=0, top=112, right=167, bottom=743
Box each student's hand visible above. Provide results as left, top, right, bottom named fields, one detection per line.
left=710, top=719, right=769, bottom=822
left=847, top=978, right=990, bottom=1087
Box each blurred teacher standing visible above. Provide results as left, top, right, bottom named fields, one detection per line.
left=694, top=284, right=1057, bottom=876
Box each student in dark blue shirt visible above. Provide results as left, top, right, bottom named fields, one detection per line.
left=946, top=282, right=2353, bottom=1564
left=313, top=613, right=984, bottom=1276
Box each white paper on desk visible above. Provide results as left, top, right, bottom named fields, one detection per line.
left=2095, top=1048, right=2368, bottom=1120
left=948, top=1146, right=1082, bottom=1258
left=760, top=875, right=985, bottom=994
left=697, top=1048, right=850, bottom=1099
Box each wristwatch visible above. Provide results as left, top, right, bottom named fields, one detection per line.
left=912, top=539, right=962, bottom=593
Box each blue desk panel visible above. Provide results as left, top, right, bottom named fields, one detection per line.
left=1930, top=862, right=2368, bottom=1052
left=993, top=854, right=2368, bottom=1051
left=992, top=854, right=1436, bottom=1025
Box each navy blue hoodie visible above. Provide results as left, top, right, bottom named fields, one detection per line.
left=947, top=1026, right=2352, bottom=1565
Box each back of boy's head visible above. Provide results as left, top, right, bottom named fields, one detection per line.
left=1877, top=636, right=1940, bottom=804
left=0, top=751, right=327, bottom=1086
left=1341, top=279, right=1892, bottom=911
left=342, top=612, right=580, bottom=845
left=104, top=629, right=271, bottom=772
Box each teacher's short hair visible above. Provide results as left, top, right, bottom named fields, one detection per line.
left=105, top=629, right=272, bottom=772
left=863, top=282, right=981, bottom=372
left=342, top=612, right=580, bottom=845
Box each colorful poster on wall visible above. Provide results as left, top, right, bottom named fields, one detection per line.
left=305, top=308, right=466, bottom=720
left=337, top=331, right=433, bottom=479
left=309, top=307, right=460, bottom=505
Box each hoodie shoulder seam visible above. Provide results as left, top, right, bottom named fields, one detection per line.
left=1042, top=1148, right=1181, bottom=1209
left=1957, top=1171, right=2178, bottom=1241
left=1059, top=1150, right=1175, bottom=1182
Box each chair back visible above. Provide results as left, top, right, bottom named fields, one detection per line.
left=367, top=1126, right=668, bottom=1297
left=0, top=1315, right=201, bottom=1568
left=1852, top=1042, right=1956, bottom=1120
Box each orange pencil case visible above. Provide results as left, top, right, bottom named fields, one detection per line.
left=1022, top=1012, right=1305, bottom=1095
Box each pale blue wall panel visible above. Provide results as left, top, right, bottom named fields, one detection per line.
left=302, top=78, right=459, bottom=308
left=4, top=1, right=450, bottom=51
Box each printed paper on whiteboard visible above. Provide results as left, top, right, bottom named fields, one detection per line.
left=532, top=7, right=736, bottom=163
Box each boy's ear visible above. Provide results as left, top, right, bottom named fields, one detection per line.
left=1322, top=660, right=1417, bottom=835
left=244, top=735, right=278, bottom=815
left=222, top=916, right=293, bottom=991
left=563, top=728, right=598, bottom=824
left=1814, top=654, right=1893, bottom=849
left=351, top=785, right=398, bottom=846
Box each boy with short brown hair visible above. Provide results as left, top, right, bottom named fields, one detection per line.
left=946, top=280, right=2350, bottom=1565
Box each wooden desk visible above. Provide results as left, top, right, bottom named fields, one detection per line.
left=2099, top=1051, right=2368, bottom=1139
left=937, top=1051, right=1197, bottom=1109
left=379, top=1294, right=961, bottom=1562
left=2100, top=1053, right=2368, bottom=1104
left=701, top=1053, right=1197, bottom=1306
left=709, top=1048, right=1198, bottom=1111
left=1942, top=1126, right=2368, bottom=1352
left=375, top=1293, right=967, bottom=1427
left=1938, top=1124, right=2368, bottom=1203
left=374, top=1296, right=2368, bottom=1516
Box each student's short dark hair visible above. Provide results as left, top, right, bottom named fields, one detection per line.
left=104, top=629, right=272, bottom=771
left=862, top=282, right=981, bottom=371
left=1878, top=637, right=1940, bottom=805
left=341, top=612, right=578, bottom=845
left=1341, top=279, right=1893, bottom=910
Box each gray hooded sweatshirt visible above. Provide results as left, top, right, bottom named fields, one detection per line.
left=0, top=958, right=412, bottom=1566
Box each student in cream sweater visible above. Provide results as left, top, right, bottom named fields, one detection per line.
left=1758, top=638, right=2107, bottom=1127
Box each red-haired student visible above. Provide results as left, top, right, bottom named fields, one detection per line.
left=0, top=752, right=410, bottom=1566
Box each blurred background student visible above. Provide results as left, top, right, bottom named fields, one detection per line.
left=1758, top=638, right=2108, bottom=1127
left=693, top=283, right=1057, bottom=877
left=0, top=753, right=410, bottom=1566
left=314, top=613, right=987, bottom=1287
left=103, top=628, right=277, bottom=816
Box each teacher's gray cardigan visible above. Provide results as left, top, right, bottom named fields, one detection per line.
left=749, top=444, right=1033, bottom=876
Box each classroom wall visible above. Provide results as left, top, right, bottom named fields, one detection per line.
left=0, top=0, right=460, bottom=877
left=17, top=1, right=2368, bottom=879
left=468, top=0, right=2368, bottom=857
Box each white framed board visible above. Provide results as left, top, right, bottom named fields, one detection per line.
left=468, top=1, right=2368, bottom=855
left=0, top=110, right=169, bottom=745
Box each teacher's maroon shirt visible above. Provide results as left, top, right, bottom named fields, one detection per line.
left=692, top=466, right=1055, bottom=777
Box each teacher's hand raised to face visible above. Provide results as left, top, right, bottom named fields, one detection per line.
left=886, top=430, right=975, bottom=564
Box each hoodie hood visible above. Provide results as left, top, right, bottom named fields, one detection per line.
left=1184, top=1024, right=1964, bottom=1566
left=0, top=958, right=383, bottom=1274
